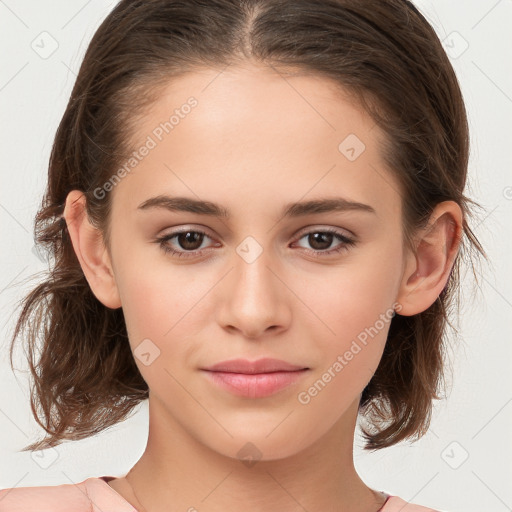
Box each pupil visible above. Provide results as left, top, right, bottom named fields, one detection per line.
left=179, top=232, right=202, bottom=250
left=309, top=232, right=333, bottom=250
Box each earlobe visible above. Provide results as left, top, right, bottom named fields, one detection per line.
left=63, top=190, right=122, bottom=309
left=396, top=201, right=463, bottom=316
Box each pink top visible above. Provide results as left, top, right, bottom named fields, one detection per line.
left=0, top=476, right=443, bottom=511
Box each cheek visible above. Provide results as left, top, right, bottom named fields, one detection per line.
left=114, top=250, right=219, bottom=373
left=301, top=240, right=402, bottom=373
left=115, top=268, right=203, bottom=394
left=296, top=277, right=395, bottom=416
left=310, top=248, right=401, bottom=328
left=113, top=254, right=169, bottom=343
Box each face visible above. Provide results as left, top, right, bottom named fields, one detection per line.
left=105, top=63, right=406, bottom=461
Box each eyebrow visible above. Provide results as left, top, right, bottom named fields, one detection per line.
left=137, top=195, right=376, bottom=218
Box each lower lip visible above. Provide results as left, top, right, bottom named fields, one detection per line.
left=202, top=369, right=309, bottom=398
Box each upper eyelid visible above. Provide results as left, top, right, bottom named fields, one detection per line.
left=294, top=225, right=355, bottom=239
left=159, top=225, right=214, bottom=237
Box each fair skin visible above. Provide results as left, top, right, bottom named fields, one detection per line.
left=63, top=63, right=462, bottom=512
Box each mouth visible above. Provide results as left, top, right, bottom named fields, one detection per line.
left=201, top=358, right=310, bottom=398
left=202, top=357, right=309, bottom=374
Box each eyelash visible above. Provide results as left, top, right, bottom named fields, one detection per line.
left=155, top=227, right=356, bottom=259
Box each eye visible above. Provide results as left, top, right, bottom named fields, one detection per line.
left=155, top=228, right=218, bottom=259
left=154, top=226, right=356, bottom=259
left=292, top=228, right=356, bottom=257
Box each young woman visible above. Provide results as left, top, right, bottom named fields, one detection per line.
left=0, top=0, right=485, bottom=510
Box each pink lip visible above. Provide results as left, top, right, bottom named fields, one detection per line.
left=201, top=358, right=309, bottom=398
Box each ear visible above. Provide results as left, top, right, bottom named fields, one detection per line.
left=395, top=200, right=463, bottom=316
left=63, top=189, right=121, bottom=309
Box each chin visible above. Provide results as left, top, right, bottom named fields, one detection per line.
left=198, top=423, right=318, bottom=464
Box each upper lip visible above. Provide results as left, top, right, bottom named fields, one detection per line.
left=203, top=358, right=308, bottom=374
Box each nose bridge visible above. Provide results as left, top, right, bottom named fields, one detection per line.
left=232, top=235, right=279, bottom=305
left=216, top=235, right=289, bottom=337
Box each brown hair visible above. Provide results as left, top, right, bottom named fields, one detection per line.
left=9, top=0, right=486, bottom=452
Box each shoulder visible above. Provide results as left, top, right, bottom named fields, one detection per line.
left=0, top=476, right=134, bottom=512
left=0, top=479, right=91, bottom=511
left=384, top=495, right=447, bottom=512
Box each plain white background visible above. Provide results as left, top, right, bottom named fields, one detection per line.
left=0, top=1, right=511, bottom=511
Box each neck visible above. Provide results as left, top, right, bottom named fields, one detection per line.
left=121, top=395, right=386, bottom=512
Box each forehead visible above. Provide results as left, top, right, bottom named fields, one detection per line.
left=112, top=63, right=402, bottom=222
left=136, top=63, right=373, bottom=146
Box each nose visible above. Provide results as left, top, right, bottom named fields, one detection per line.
left=215, top=244, right=292, bottom=340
